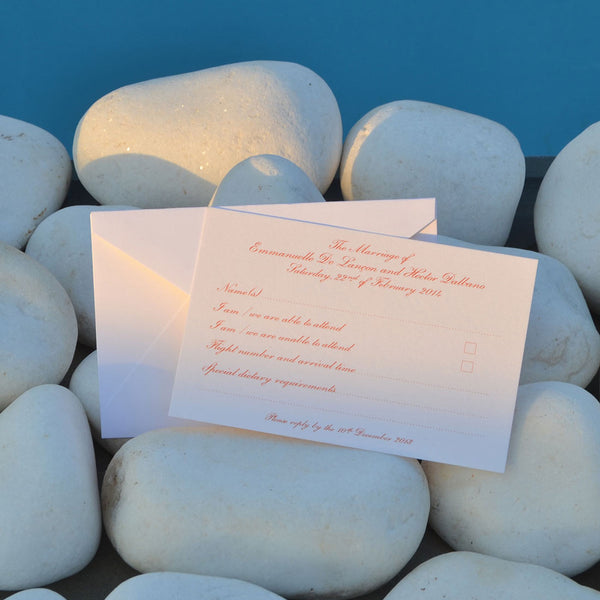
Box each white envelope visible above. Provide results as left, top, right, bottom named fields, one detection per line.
left=90, top=199, right=437, bottom=438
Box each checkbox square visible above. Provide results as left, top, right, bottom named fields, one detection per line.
left=464, top=341, right=477, bottom=355
left=461, top=360, right=474, bottom=373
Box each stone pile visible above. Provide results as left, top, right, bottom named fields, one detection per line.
left=2, top=60, right=600, bottom=599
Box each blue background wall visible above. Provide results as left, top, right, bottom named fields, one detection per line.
left=2, top=0, right=599, bottom=157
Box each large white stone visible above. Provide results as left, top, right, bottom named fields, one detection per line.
left=105, top=573, right=286, bottom=600
left=69, top=349, right=129, bottom=453
left=0, top=115, right=71, bottom=249
left=422, top=381, right=600, bottom=576
left=210, top=154, right=325, bottom=206
left=0, top=384, right=102, bottom=590
left=340, top=100, right=525, bottom=246
left=435, top=235, right=600, bottom=387
left=73, top=61, right=342, bottom=208
left=25, top=204, right=137, bottom=347
left=0, top=242, right=77, bottom=411
left=384, top=551, right=600, bottom=600
left=102, top=425, right=429, bottom=599
left=534, top=122, right=600, bottom=312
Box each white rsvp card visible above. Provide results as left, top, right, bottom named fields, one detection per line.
left=168, top=207, right=538, bottom=472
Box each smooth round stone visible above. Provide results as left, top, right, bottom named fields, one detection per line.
left=25, top=204, right=137, bottom=347
left=436, top=235, right=600, bottom=387
left=0, top=115, right=71, bottom=249
left=105, top=573, right=286, bottom=600
left=74, top=61, right=342, bottom=208
left=422, top=381, right=600, bottom=576
left=340, top=100, right=525, bottom=246
left=385, top=551, right=600, bottom=600
left=4, top=590, right=67, bottom=600
left=534, top=122, right=600, bottom=312
left=0, top=243, right=77, bottom=411
left=102, top=425, right=429, bottom=599
left=210, top=154, right=325, bottom=206
left=0, top=384, right=102, bottom=590
left=69, top=350, right=129, bottom=453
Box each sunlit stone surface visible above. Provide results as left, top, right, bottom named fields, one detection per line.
left=73, top=61, right=342, bottom=208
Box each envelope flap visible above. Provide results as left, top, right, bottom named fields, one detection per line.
left=91, top=207, right=206, bottom=293
left=229, top=198, right=436, bottom=237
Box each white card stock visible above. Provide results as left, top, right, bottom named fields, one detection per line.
left=168, top=207, right=537, bottom=472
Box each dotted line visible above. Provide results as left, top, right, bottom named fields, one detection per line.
left=355, top=371, right=489, bottom=398
left=342, top=391, right=488, bottom=420
left=261, top=295, right=500, bottom=338
left=198, top=387, right=486, bottom=438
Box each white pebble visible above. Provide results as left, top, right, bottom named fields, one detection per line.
left=102, top=425, right=429, bottom=598
left=74, top=61, right=342, bottom=208
left=69, top=350, right=129, bottom=453
left=105, top=572, right=286, bottom=600
left=4, top=590, right=67, bottom=600
left=0, top=243, right=77, bottom=411
left=384, top=551, right=600, bottom=600
left=340, top=100, right=525, bottom=246
left=423, top=381, right=600, bottom=576
left=0, top=115, right=71, bottom=249
left=534, top=121, right=600, bottom=312
left=210, top=154, right=325, bottom=206
left=0, top=385, right=102, bottom=590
